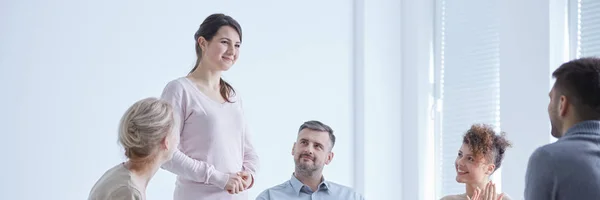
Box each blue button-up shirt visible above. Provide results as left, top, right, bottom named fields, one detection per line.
left=256, top=174, right=364, bottom=200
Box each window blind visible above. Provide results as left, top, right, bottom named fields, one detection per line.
left=434, top=0, right=501, bottom=197
left=577, top=0, right=600, bottom=58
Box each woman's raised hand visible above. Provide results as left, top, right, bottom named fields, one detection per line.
left=468, top=181, right=504, bottom=200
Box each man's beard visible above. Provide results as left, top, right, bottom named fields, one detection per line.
left=549, top=110, right=563, bottom=138
left=295, top=154, right=319, bottom=176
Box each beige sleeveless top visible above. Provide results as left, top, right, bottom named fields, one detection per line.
left=88, top=163, right=143, bottom=200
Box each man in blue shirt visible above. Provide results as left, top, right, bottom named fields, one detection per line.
left=256, top=120, right=365, bottom=200
left=524, top=57, right=600, bottom=199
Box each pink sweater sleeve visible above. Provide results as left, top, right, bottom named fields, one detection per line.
left=240, top=99, right=259, bottom=188
left=159, top=80, right=230, bottom=189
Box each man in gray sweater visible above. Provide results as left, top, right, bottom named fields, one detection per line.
left=524, top=57, right=600, bottom=199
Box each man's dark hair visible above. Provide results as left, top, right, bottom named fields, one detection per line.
left=552, top=57, right=600, bottom=120
left=298, top=120, right=335, bottom=149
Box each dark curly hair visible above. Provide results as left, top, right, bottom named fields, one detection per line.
left=462, top=124, right=512, bottom=172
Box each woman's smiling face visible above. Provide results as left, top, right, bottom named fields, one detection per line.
left=455, top=143, right=494, bottom=184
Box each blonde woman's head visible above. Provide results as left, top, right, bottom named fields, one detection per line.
left=117, top=97, right=180, bottom=170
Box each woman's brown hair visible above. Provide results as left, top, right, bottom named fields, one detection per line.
left=463, top=124, right=512, bottom=172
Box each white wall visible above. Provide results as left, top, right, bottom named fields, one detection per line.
left=498, top=0, right=552, bottom=196
left=399, top=0, right=435, bottom=200
left=361, top=0, right=406, bottom=198
left=0, top=0, right=355, bottom=199
left=499, top=0, right=568, bottom=199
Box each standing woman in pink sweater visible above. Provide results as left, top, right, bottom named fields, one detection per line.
left=160, top=13, right=259, bottom=200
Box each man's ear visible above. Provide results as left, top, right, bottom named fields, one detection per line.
left=558, top=95, right=569, bottom=117
left=291, top=142, right=296, bottom=156
left=325, top=151, right=334, bottom=165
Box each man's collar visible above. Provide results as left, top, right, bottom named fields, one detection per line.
left=563, top=120, right=600, bottom=137
left=289, top=173, right=331, bottom=195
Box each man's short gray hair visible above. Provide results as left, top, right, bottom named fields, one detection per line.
left=298, top=120, right=335, bottom=149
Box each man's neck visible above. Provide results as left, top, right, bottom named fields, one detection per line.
left=561, top=117, right=579, bottom=135
left=294, top=171, right=324, bottom=192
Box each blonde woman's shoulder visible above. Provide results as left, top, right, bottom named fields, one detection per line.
left=440, top=194, right=468, bottom=200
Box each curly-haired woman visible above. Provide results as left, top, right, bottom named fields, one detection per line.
left=440, top=124, right=512, bottom=200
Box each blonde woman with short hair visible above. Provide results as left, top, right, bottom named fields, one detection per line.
left=88, top=97, right=180, bottom=200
